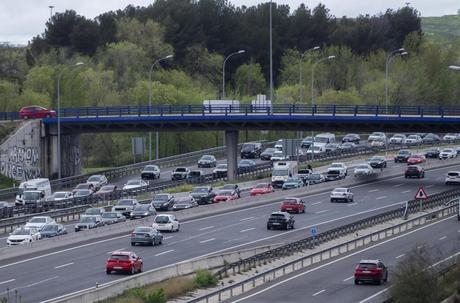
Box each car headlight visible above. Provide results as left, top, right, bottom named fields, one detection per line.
left=144, top=212, right=149, bottom=215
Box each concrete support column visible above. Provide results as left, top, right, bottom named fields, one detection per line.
left=225, top=130, right=239, bottom=181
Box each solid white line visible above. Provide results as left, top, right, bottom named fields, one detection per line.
left=359, top=288, right=390, bottom=303
left=347, top=203, right=357, bottom=206
left=316, top=210, right=329, bottom=214
left=393, top=184, right=404, bottom=187
left=154, top=249, right=174, bottom=257
left=240, top=228, right=255, bottom=233
left=343, top=276, right=354, bottom=282
left=439, top=236, right=447, bottom=240
left=164, top=236, right=174, bottom=240
left=312, top=289, right=325, bottom=296
left=311, top=201, right=322, bottom=205
left=0, top=279, right=15, bottom=285
left=368, top=189, right=379, bottom=193
left=231, top=215, right=455, bottom=303
left=376, top=196, right=387, bottom=200
left=395, top=254, right=405, bottom=259
left=54, top=262, right=74, bottom=269
left=199, top=238, right=215, bottom=244
left=199, top=226, right=214, bottom=231
left=239, top=217, right=255, bottom=221
left=402, top=190, right=411, bottom=194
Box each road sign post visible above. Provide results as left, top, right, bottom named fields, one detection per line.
left=310, top=226, right=317, bottom=245
left=415, top=187, right=429, bottom=212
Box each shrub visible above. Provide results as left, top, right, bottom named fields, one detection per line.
left=195, top=269, right=218, bottom=287
left=144, top=288, right=166, bottom=303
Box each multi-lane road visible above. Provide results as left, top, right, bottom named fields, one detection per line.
left=0, top=159, right=458, bottom=302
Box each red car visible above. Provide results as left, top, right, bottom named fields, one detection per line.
left=19, top=106, right=56, bottom=119
left=280, top=197, right=305, bottom=214
left=250, top=183, right=274, bottom=196
left=212, top=190, right=239, bottom=203
left=106, top=251, right=143, bottom=275
left=407, top=154, right=426, bottom=165
left=354, top=259, right=388, bottom=285
left=95, top=185, right=118, bottom=198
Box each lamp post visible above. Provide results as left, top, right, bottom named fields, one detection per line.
left=222, top=50, right=245, bottom=99
left=299, top=46, right=320, bottom=103
left=148, top=54, right=173, bottom=161
left=310, top=55, right=335, bottom=163
left=385, top=48, right=408, bottom=112
left=57, top=62, right=84, bottom=179
left=269, top=0, right=273, bottom=103
left=48, top=6, right=54, bottom=19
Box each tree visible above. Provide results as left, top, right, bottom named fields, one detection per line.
left=234, top=62, right=266, bottom=97
left=44, top=10, right=86, bottom=48
left=70, top=19, right=100, bottom=55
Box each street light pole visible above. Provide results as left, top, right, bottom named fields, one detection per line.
left=222, top=50, right=246, bottom=99
left=310, top=55, right=335, bottom=163
left=299, top=46, right=320, bottom=103
left=148, top=54, right=173, bottom=161
left=48, top=6, right=54, bottom=19
left=269, top=0, right=273, bottom=103
left=57, top=62, right=84, bottom=179
left=385, top=48, right=407, bottom=113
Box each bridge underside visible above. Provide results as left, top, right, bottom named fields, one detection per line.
left=46, top=115, right=460, bottom=134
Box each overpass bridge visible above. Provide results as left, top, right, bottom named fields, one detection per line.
left=2, top=104, right=460, bottom=181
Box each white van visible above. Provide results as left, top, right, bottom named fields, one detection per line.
left=15, top=178, right=52, bottom=206
left=314, top=133, right=336, bottom=148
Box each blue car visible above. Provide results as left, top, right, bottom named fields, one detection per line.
left=282, top=178, right=304, bottom=190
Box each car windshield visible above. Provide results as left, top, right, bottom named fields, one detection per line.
left=308, top=174, right=321, bottom=180
left=80, top=217, right=96, bottom=223
left=99, top=186, right=114, bottom=192
left=188, top=171, right=201, bottom=176
left=12, top=228, right=31, bottom=235
left=85, top=208, right=100, bottom=214
left=42, top=225, right=58, bottom=231
left=201, top=155, right=213, bottom=160
left=29, top=217, right=46, bottom=223
left=371, top=132, right=383, bottom=136
left=314, top=137, right=329, bottom=143
left=262, top=148, right=276, bottom=154
left=272, top=151, right=283, bottom=156
left=302, top=137, right=313, bottom=142
left=330, top=164, right=342, bottom=168
left=222, top=185, right=235, bottom=190
left=242, top=144, right=255, bottom=151
left=356, top=165, right=369, bottom=169
left=443, top=149, right=453, bottom=153
left=53, top=192, right=67, bottom=198
left=448, top=172, right=460, bottom=177
left=217, top=190, right=233, bottom=196
left=126, top=180, right=140, bottom=185
left=134, top=205, right=150, bottom=211
left=118, top=200, right=134, bottom=206
left=175, top=168, right=186, bottom=172
left=393, top=134, right=404, bottom=138
left=272, top=169, right=288, bottom=176
left=110, top=254, right=129, bottom=260
left=398, top=150, right=410, bottom=155
left=216, top=164, right=227, bottom=169
left=370, top=156, right=384, bottom=161
left=155, top=216, right=170, bottom=223
left=408, top=135, right=418, bottom=139
left=283, top=199, right=298, bottom=205
left=269, top=214, right=286, bottom=219
left=286, top=178, right=298, bottom=183
left=239, top=160, right=253, bottom=165
left=75, top=190, right=90, bottom=196
left=23, top=192, right=40, bottom=200
left=446, top=133, right=456, bottom=136
left=102, top=213, right=117, bottom=218
left=176, top=197, right=192, bottom=203
left=192, top=187, right=208, bottom=193
left=144, top=166, right=157, bottom=171
left=334, top=188, right=347, bottom=192
left=154, top=195, right=169, bottom=201
left=255, top=183, right=268, bottom=188
left=359, top=263, right=377, bottom=270
left=87, top=176, right=101, bottom=182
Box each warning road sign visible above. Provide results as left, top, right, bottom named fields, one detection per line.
left=415, top=187, right=429, bottom=200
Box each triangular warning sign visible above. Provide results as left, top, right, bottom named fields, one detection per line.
left=415, top=187, right=428, bottom=200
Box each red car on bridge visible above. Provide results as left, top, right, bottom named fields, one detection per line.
left=19, top=106, right=56, bottom=119
left=250, top=183, right=274, bottom=196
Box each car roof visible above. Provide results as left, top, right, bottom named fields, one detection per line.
left=271, top=211, right=289, bottom=215
left=359, top=259, right=380, bottom=264
left=110, top=251, right=133, bottom=256
left=333, top=187, right=348, bottom=190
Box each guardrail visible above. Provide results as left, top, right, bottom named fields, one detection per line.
left=188, top=199, right=460, bottom=303
left=212, top=187, right=460, bottom=280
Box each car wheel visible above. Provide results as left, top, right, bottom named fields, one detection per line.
left=384, top=273, right=388, bottom=283
left=159, top=238, right=163, bottom=245
left=176, top=224, right=180, bottom=232
left=267, top=225, right=271, bottom=230
left=354, top=279, right=359, bottom=285
left=131, top=242, right=135, bottom=246
left=376, top=277, right=382, bottom=285
left=106, top=269, right=111, bottom=274
left=130, top=266, right=135, bottom=275
left=138, top=264, right=142, bottom=273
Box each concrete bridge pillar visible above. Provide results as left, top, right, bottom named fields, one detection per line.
left=225, top=130, right=239, bottom=181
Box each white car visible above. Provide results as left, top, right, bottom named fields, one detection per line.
left=330, top=188, right=354, bottom=203
left=122, top=179, right=148, bottom=190
left=354, top=164, right=374, bottom=176
left=7, top=227, right=41, bottom=246
left=327, top=163, right=348, bottom=176
left=274, top=139, right=284, bottom=150
left=368, top=132, right=386, bottom=142
left=445, top=171, right=460, bottom=185
left=152, top=214, right=180, bottom=232
left=271, top=150, right=288, bottom=161
left=25, top=216, right=55, bottom=230
left=404, top=135, right=422, bottom=145
left=389, top=134, right=406, bottom=144
left=306, top=146, right=325, bottom=155
left=443, top=133, right=459, bottom=141
left=86, top=174, right=108, bottom=190
left=370, top=139, right=386, bottom=148
left=49, top=191, right=73, bottom=201
left=439, top=148, right=457, bottom=160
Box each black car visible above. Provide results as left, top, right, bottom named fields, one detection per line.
left=151, top=194, right=175, bottom=211
left=190, top=186, right=215, bottom=205
left=425, top=147, right=441, bottom=158
left=238, top=159, right=256, bottom=173
left=40, top=224, right=67, bottom=238
left=221, top=184, right=241, bottom=198
left=141, top=165, right=160, bottom=180
left=267, top=212, right=295, bottom=230
left=0, top=201, right=13, bottom=218
left=240, top=142, right=262, bottom=159
left=405, top=165, right=425, bottom=178
left=368, top=156, right=387, bottom=168
left=342, top=134, right=360, bottom=144
left=422, top=133, right=441, bottom=144
left=300, top=137, right=313, bottom=149
left=260, top=148, right=277, bottom=161
left=394, top=150, right=412, bottom=163
left=130, top=204, right=157, bottom=219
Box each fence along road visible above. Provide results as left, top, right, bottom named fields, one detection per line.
left=0, top=159, right=459, bottom=302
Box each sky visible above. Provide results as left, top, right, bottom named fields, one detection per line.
left=0, top=0, right=459, bottom=45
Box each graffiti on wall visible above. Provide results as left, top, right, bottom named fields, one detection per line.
left=0, top=146, right=41, bottom=180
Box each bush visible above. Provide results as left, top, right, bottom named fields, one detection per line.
left=144, top=288, right=166, bottom=303
left=125, top=288, right=146, bottom=299
left=195, top=269, right=218, bottom=288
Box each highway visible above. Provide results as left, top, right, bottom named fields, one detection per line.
left=230, top=214, right=460, bottom=303
left=0, top=160, right=458, bottom=302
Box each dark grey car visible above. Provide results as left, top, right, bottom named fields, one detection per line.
left=151, top=194, right=175, bottom=211
left=101, top=212, right=126, bottom=225
left=74, top=215, right=103, bottom=232
left=40, top=224, right=67, bottom=238
left=130, top=226, right=163, bottom=246
left=130, top=204, right=157, bottom=219
left=172, top=197, right=198, bottom=211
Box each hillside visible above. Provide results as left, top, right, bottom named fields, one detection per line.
left=422, top=15, right=460, bottom=42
